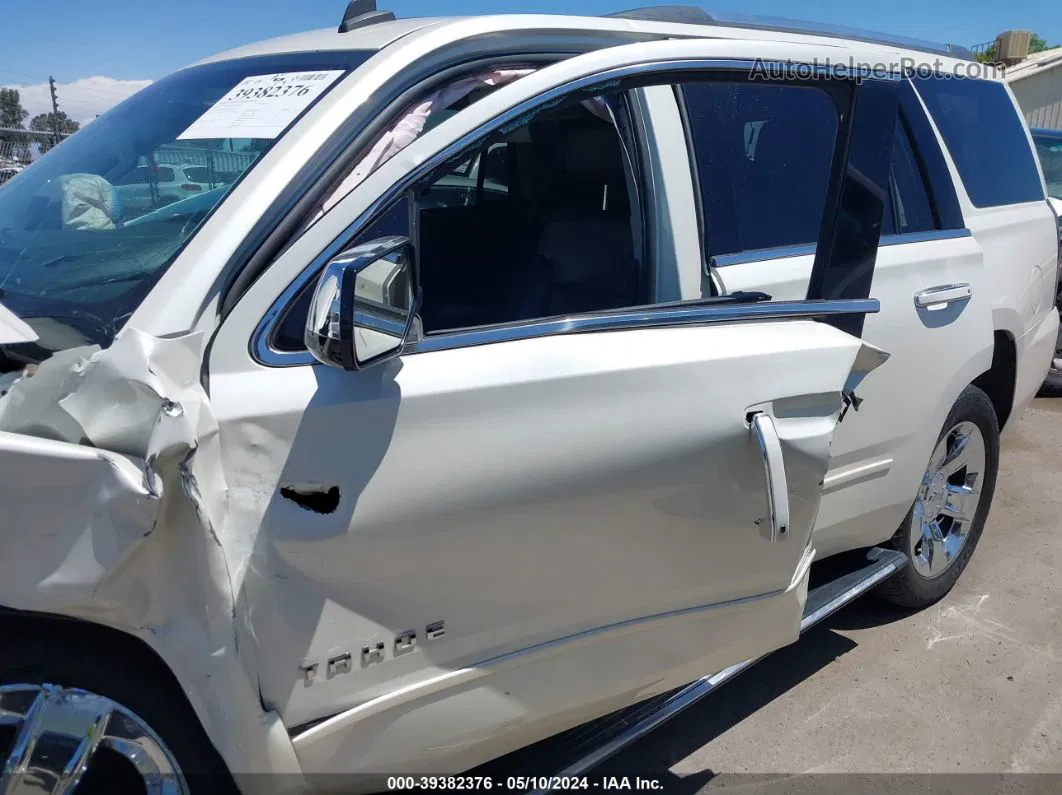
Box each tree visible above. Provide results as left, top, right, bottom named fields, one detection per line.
left=0, top=88, right=28, bottom=129
left=1030, top=34, right=1055, bottom=54
left=0, top=89, right=30, bottom=162
left=29, top=111, right=79, bottom=136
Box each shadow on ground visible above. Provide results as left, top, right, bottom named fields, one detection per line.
left=593, top=615, right=861, bottom=778
left=477, top=590, right=921, bottom=787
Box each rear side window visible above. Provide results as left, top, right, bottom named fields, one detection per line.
left=913, top=76, right=1043, bottom=208
left=681, top=82, right=839, bottom=256
left=883, top=118, right=937, bottom=235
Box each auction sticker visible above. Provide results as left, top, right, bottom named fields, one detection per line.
left=177, top=70, right=345, bottom=140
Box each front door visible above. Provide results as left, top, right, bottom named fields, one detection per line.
left=205, top=38, right=899, bottom=776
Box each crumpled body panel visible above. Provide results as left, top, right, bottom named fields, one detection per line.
left=0, top=327, right=305, bottom=792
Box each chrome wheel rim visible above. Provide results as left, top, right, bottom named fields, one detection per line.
left=0, top=684, right=187, bottom=794
left=909, top=421, right=986, bottom=579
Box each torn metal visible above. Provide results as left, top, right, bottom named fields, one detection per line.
left=0, top=326, right=305, bottom=792
left=279, top=483, right=342, bottom=515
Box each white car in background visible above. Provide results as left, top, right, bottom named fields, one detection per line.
left=113, top=162, right=225, bottom=217
left=0, top=2, right=1057, bottom=793
left=0, top=165, right=23, bottom=187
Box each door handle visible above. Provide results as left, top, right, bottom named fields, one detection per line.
left=750, top=413, right=790, bottom=542
left=914, top=283, right=972, bottom=309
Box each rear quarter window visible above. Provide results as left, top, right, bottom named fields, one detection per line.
left=913, top=76, right=1044, bottom=208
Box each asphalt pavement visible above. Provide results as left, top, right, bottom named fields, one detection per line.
left=596, top=398, right=1062, bottom=790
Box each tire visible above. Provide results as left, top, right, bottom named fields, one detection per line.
left=876, top=385, right=1000, bottom=609
left=1040, top=369, right=1062, bottom=399
left=0, top=620, right=237, bottom=795
left=1038, top=299, right=1062, bottom=398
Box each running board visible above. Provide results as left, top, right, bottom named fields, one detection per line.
left=518, top=547, right=908, bottom=792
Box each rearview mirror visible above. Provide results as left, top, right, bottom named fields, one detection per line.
left=305, top=235, right=417, bottom=370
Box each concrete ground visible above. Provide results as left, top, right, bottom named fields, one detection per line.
left=597, top=398, right=1062, bottom=788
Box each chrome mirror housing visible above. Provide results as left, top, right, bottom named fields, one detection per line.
left=305, top=235, right=417, bottom=370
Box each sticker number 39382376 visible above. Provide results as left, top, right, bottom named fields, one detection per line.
left=177, top=70, right=346, bottom=141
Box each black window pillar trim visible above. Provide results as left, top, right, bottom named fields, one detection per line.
left=898, top=80, right=964, bottom=231
left=807, top=75, right=902, bottom=338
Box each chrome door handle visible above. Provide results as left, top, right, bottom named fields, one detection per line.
left=914, top=283, right=972, bottom=309
left=750, top=413, right=790, bottom=542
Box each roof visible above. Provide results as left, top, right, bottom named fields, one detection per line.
left=193, top=17, right=450, bottom=65
left=1005, top=47, right=1062, bottom=83
left=192, top=11, right=977, bottom=74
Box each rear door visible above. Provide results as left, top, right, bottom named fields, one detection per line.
left=682, top=77, right=994, bottom=556
left=206, top=38, right=901, bottom=775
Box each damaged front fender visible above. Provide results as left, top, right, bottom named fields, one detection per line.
left=0, top=327, right=305, bottom=792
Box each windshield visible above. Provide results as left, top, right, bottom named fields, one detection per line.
left=0, top=50, right=372, bottom=365
left=1034, top=133, right=1062, bottom=200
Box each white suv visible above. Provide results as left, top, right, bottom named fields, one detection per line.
left=0, top=4, right=1057, bottom=793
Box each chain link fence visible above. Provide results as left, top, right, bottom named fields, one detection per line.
left=0, top=129, right=68, bottom=186
left=0, top=132, right=260, bottom=193
left=155, top=144, right=258, bottom=175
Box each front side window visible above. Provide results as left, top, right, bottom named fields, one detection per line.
left=271, top=92, right=645, bottom=351
left=0, top=50, right=372, bottom=363
left=913, top=76, right=1044, bottom=208
left=681, top=81, right=840, bottom=257
left=1033, top=133, right=1062, bottom=201
left=416, top=94, right=642, bottom=333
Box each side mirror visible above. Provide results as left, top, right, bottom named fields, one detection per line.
left=305, top=235, right=418, bottom=370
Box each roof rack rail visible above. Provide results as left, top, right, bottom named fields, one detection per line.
left=605, top=6, right=974, bottom=61
left=338, top=0, right=396, bottom=33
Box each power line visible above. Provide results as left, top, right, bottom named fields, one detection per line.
left=2, top=85, right=142, bottom=102
left=0, top=66, right=41, bottom=80
left=51, top=90, right=143, bottom=103
left=0, top=75, right=150, bottom=103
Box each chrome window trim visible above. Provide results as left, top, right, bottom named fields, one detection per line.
left=259, top=298, right=880, bottom=367
left=881, top=228, right=972, bottom=246
left=252, top=57, right=900, bottom=369
left=707, top=228, right=972, bottom=269
left=709, top=243, right=817, bottom=269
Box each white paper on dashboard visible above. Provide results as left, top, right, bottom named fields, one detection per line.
left=177, top=70, right=345, bottom=141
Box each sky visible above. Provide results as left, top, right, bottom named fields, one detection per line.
left=2, top=0, right=1060, bottom=124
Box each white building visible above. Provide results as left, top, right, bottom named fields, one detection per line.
left=1006, top=48, right=1062, bottom=129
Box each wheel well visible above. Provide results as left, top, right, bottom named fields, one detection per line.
left=972, top=331, right=1016, bottom=431
left=0, top=606, right=201, bottom=722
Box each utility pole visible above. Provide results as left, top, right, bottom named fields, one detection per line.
left=48, top=76, right=60, bottom=146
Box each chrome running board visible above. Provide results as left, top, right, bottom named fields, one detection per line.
left=525, top=547, right=908, bottom=793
